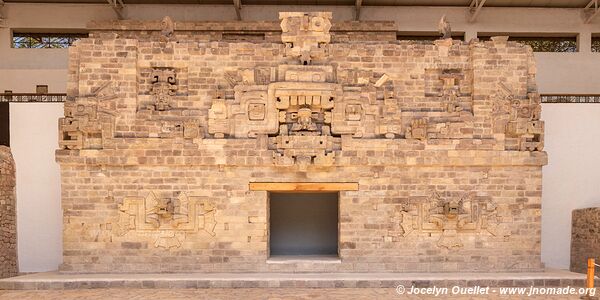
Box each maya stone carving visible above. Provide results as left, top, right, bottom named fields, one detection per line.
left=59, top=12, right=544, bottom=160
left=115, top=192, right=217, bottom=249
left=56, top=12, right=546, bottom=273
left=395, top=191, right=510, bottom=250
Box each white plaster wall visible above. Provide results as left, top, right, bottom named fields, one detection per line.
left=535, top=53, right=600, bottom=94
left=541, top=104, right=600, bottom=269
left=9, top=103, right=64, bottom=272
left=1, top=3, right=599, bottom=271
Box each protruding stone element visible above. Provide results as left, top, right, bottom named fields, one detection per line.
left=492, top=83, right=544, bottom=151
left=374, top=73, right=390, bottom=87
left=490, top=36, right=509, bottom=46
left=183, top=120, right=201, bottom=139
left=279, top=12, right=332, bottom=64
left=405, top=119, right=428, bottom=140
left=271, top=135, right=337, bottom=168
left=440, top=69, right=465, bottom=113
left=59, top=82, right=117, bottom=150
left=438, top=15, right=451, bottom=39
left=149, top=67, right=177, bottom=111
left=208, top=96, right=229, bottom=138
left=160, top=16, right=174, bottom=38
left=376, top=94, right=402, bottom=139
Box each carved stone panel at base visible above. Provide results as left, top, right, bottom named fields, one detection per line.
left=115, top=192, right=217, bottom=249
left=396, top=191, right=510, bottom=250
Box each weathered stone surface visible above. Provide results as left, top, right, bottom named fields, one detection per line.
left=0, top=146, right=17, bottom=278
left=570, top=207, right=600, bottom=274
left=56, top=12, right=546, bottom=273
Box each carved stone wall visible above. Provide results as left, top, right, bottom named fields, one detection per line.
left=570, top=207, right=600, bottom=274
left=0, top=146, right=17, bottom=278
left=57, top=12, right=547, bottom=273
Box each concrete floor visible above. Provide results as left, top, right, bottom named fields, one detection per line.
left=0, top=269, right=596, bottom=299
left=0, top=288, right=590, bottom=299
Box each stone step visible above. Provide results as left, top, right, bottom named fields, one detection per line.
left=0, top=269, right=593, bottom=290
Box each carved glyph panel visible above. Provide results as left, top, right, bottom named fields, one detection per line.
left=115, top=192, right=217, bottom=249
left=492, top=82, right=544, bottom=151
left=59, top=82, right=117, bottom=150
left=390, top=191, right=510, bottom=249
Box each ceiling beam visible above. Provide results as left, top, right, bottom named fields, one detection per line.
left=468, top=0, right=486, bottom=23
left=233, top=0, right=241, bottom=21
left=0, top=0, right=5, bottom=25
left=107, top=0, right=124, bottom=20
left=355, top=0, right=362, bottom=21
left=584, top=0, right=600, bottom=23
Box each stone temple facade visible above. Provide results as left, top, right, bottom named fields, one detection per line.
left=0, top=146, right=17, bottom=278
left=56, top=12, right=547, bottom=273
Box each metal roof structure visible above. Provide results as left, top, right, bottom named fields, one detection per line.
left=0, top=0, right=598, bottom=22
left=0, top=0, right=593, bottom=6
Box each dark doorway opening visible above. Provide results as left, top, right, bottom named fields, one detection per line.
left=269, top=192, right=338, bottom=256
left=0, top=102, right=9, bottom=147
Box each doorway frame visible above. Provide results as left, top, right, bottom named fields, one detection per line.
left=249, top=182, right=359, bottom=260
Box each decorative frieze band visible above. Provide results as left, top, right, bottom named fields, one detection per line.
left=0, top=93, right=66, bottom=103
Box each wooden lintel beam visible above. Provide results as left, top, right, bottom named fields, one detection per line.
left=233, top=0, right=242, bottom=21
left=249, top=182, right=359, bottom=192
left=468, top=0, right=487, bottom=23
left=355, top=0, right=363, bottom=21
